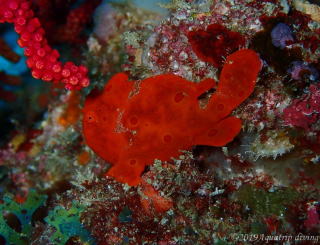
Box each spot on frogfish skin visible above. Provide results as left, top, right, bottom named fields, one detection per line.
left=83, top=49, right=262, bottom=186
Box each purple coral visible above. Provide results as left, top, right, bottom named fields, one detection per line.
left=288, top=61, right=319, bottom=81
left=271, top=23, right=294, bottom=49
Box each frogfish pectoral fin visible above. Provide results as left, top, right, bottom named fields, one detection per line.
left=195, top=116, right=242, bottom=146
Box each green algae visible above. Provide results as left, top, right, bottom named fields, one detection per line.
left=234, top=185, right=299, bottom=216
left=0, top=190, right=47, bottom=245
left=45, top=201, right=95, bottom=245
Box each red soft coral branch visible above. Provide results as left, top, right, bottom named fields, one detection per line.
left=56, top=0, right=102, bottom=43
left=0, top=0, right=90, bottom=90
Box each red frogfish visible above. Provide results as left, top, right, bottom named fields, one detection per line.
left=83, top=49, right=262, bottom=186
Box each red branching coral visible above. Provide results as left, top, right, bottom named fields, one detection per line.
left=31, top=0, right=100, bottom=44
left=0, top=0, right=89, bottom=90
left=0, top=38, right=20, bottom=63
left=188, top=24, right=246, bottom=68
left=56, top=0, right=101, bottom=43
left=83, top=49, right=262, bottom=186
left=0, top=72, right=22, bottom=102
left=0, top=87, right=16, bottom=102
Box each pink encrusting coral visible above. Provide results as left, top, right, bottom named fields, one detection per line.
left=0, top=0, right=90, bottom=90
left=283, top=84, right=320, bottom=129
left=304, top=204, right=320, bottom=229
left=83, top=49, right=262, bottom=186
